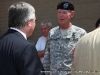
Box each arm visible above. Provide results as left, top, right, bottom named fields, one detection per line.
left=36, top=37, right=46, bottom=58
left=18, top=44, right=45, bottom=75
left=43, top=42, right=50, bottom=75
left=38, top=50, right=45, bottom=58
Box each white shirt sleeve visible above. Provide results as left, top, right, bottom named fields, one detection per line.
left=35, top=36, right=46, bottom=51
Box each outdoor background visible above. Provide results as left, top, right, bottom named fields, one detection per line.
left=0, top=0, right=100, bottom=43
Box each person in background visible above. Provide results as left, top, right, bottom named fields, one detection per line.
left=72, top=18, right=100, bottom=58
left=36, top=20, right=52, bottom=63
left=72, top=24, right=100, bottom=75
left=71, top=19, right=100, bottom=75
left=95, top=18, right=100, bottom=28
left=43, top=1, right=86, bottom=75
left=0, top=1, right=45, bottom=75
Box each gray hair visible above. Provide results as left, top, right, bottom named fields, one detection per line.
left=40, top=20, right=52, bottom=27
left=8, top=1, right=35, bottom=28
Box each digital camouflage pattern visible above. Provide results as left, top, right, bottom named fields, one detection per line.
left=43, top=25, right=87, bottom=75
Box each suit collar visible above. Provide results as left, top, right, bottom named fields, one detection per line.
left=10, top=27, right=27, bottom=40
left=5, top=29, right=27, bottom=40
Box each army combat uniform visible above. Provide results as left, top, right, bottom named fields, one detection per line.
left=43, top=25, right=87, bottom=75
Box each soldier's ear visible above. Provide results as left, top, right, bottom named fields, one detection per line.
left=70, top=11, right=75, bottom=18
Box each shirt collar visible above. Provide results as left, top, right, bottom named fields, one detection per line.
left=10, top=27, right=27, bottom=40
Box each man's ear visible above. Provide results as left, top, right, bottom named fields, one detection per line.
left=27, top=20, right=32, bottom=27
left=71, top=11, right=75, bottom=18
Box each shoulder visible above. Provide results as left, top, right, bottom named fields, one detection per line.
left=72, top=25, right=86, bottom=32
left=81, top=28, right=100, bottom=40
left=38, top=36, right=46, bottom=41
left=50, top=26, right=59, bottom=33
left=72, top=25, right=87, bottom=35
left=72, top=25, right=86, bottom=33
left=48, top=26, right=60, bottom=39
left=76, top=28, right=100, bottom=45
left=50, top=26, right=59, bottom=31
left=49, top=26, right=59, bottom=35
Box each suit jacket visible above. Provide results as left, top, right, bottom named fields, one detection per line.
left=0, top=29, right=45, bottom=75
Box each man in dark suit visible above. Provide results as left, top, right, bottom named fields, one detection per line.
left=0, top=1, right=45, bottom=75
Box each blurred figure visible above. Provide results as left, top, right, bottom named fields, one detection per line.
left=43, top=1, right=86, bottom=75
left=72, top=18, right=100, bottom=75
left=36, top=20, right=52, bottom=63
left=0, top=1, right=45, bottom=75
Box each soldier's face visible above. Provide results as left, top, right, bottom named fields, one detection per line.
left=57, top=9, right=74, bottom=26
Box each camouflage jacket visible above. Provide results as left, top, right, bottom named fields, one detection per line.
left=43, top=25, right=87, bottom=75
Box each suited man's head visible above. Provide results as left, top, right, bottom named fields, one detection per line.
left=8, top=1, right=36, bottom=37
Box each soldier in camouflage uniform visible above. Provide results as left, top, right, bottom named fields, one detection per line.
left=43, top=1, right=87, bottom=75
